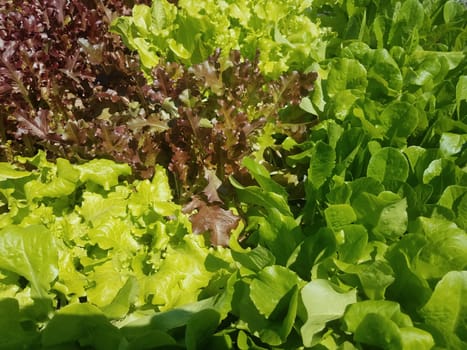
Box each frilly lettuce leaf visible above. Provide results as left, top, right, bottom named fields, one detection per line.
left=147, top=234, right=233, bottom=311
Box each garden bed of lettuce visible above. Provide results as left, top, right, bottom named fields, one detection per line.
left=1, top=0, right=467, bottom=349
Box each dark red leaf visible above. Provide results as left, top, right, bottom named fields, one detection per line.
left=188, top=200, right=240, bottom=247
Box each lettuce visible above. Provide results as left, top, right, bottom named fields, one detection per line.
left=111, top=0, right=327, bottom=78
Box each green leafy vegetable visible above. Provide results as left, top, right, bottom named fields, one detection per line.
left=420, top=271, right=467, bottom=349
left=2, top=0, right=467, bottom=348
left=0, top=225, right=58, bottom=298
left=300, top=279, right=356, bottom=347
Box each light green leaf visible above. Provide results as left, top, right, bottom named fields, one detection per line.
left=367, top=49, right=403, bottom=97
left=128, top=166, right=177, bottom=217
left=148, top=235, right=231, bottom=311
left=133, top=38, right=160, bottom=69
left=413, top=217, right=467, bottom=279
left=343, top=300, right=412, bottom=334
left=420, top=271, right=467, bottom=349
left=0, top=225, right=58, bottom=297
left=300, top=279, right=356, bottom=347
left=168, top=38, right=192, bottom=60
left=444, top=0, right=466, bottom=23
left=102, top=276, right=139, bottom=319
left=79, top=191, right=128, bottom=227
left=373, top=196, right=408, bottom=240
left=88, top=218, right=138, bottom=252
left=0, top=163, right=31, bottom=180
left=353, top=191, right=408, bottom=240
left=242, top=157, right=289, bottom=198
left=231, top=245, right=275, bottom=272
left=56, top=158, right=80, bottom=183
left=324, top=204, right=357, bottom=230
left=86, top=261, right=130, bottom=309
left=132, top=4, right=152, bottom=35
left=24, top=177, right=76, bottom=201
left=367, top=147, right=409, bottom=185
left=250, top=265, right=300, bottom=318
left=327, top=58, right=368, bottom=98
left=353, top=313, right=402, bottom=349
left=378, top=102, right=419, bottom=146
left=400, top=327, right=435, bottom=350
left=335, top=224, right=368, bottom=263
left=151, top=0, right=177, bottom=31
left=76, top=159, right=131, bottom=190
left=440, top=132, right=465, bottom=157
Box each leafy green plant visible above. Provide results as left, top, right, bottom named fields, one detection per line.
left=1, top=0, right=467, bottom=349
left=110, top=0, right=328, bottom=78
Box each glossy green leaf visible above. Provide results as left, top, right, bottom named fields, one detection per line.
left=324, top=204, right=357, bottom=230
left=250, top=265, right=300, bottom=318
left=308, top=141, right=336, bottom=189
left=0, top=163, right=31, bottom=180
left=242, top=157, right=289, bottom=198
left=335, top=224, right=368, bottom=263
left=373, top=195, right=408, bottom=240
left=388, top=0, right=424, bottom=49
left=440, top=132, right=465, bottom=157
left=354, top=312, right=403, bottom=349
left=300, top=279, right=356, bottom=347
left=353, top=191, right=408, bottom=241
left=327, top=58, right=368, bottom=98
left=24, top=176, right=76, bottom=201
left=0, top=225, right=58, bottom=297
left=125, top=330, right=176, bottom=350
left=367, top=49, right=403, bottom=97
left=413, top=217, right=467, bottom=279
left=231, top=245, right=275, bottom=272
left=367, top=147, right=409, bottom=185
left=337, top=260, right=395, bottom=300
left=76, top=159, right=131, bottom=190
left=420, top=271, right=467, bottom=349
left=343, top=300, right=412, bottom=334
left=444, top=0, right=466, bottom=23
left=232, top=279, right=298, bottom=346
left=378, top=102, right=419, bottom=146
